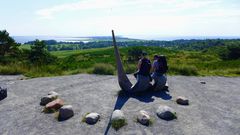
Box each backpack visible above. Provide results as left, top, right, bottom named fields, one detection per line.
left=156, top=55, right=168, bottom=74
left=139, top=58, right=151, bottom=76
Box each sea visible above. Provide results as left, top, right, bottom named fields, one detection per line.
left=13, top=36, right=240, bottom=44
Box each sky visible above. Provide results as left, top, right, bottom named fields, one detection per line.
left=0, top=0, right=240, bottom=38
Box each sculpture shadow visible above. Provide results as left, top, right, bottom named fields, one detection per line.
left=104, top=88, right=172, bottom=135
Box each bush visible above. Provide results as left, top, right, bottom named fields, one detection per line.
left=29, top=40, right=57, bottom=65
left=92, top=63, right=115, bottom=75
left=0, top=30, right=20, bottom=56
left=218, top=45, right=240, bottom=60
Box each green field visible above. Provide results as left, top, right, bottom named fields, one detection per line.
left=1, top=45, right=240, bottom=77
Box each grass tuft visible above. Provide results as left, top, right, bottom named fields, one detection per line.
left=81, top=112, right=90, bottom=123
left=111, top=119, right=127, bottom=131
left=92, top=63, right=115, bottom=75
left=41, top=107, right=57, bottom=114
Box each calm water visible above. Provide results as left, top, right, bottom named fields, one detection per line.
left=13, top=36, right=240, bottom=44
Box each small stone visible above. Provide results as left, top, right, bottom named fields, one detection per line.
left=176, top=96, right=189, bottom=105
left=48, top=91, right=59, bottom=97
left=40, top=94, right=58, bottom=106
left=137, top=110, right=151, bottom=125
left=200, top=81, right=206, bottom=84
left=111, top=110, right=125, bottom=121
left=46, top=98, right=64, bottom=110
left=111, top=110, right=126, bottom=130
left=58, top=105, right=74, bottom=121
left=0, top=86, right=7, bottom=100
left=156, top=105, right=176, bottom=120
left=85, top=112, right=100, bottom=124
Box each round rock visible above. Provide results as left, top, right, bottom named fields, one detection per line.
left=176, top=96, right=189, bottom=105
left=111, top=110, right=125, bottom=121
left=58, top=105, right=74, bottom=121
left=0, top=86, right=7, bottom=100
left=137, top=110, right=151, bottom=125
left=156, top=105, right=176, bottom=120
left=48, top=91, right=59, bottom=96
left=40, top=94, right=57, bottom=106
left=85, top=112, right=100, bottom=125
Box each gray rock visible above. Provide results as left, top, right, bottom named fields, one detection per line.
left=111, top=110, right=126, bottom=130
left=48, top=91, right=59, bottom=97
left=0, top=86, right=7, bottom=100
left=137, top=110, right=151, bottom=125
left=40, top=94, right=58, bottom=106
left=176, top=96, right=189, bottom=105
left=111, top=110, right=125, bottom=121
left=58, top=105, right=74, bottom=121
left=156, top=105, right=176, bottom=120
left=85, top=112, right=100, bottom=124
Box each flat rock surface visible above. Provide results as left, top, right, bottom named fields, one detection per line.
left=0, top=74, right=240, bottom=135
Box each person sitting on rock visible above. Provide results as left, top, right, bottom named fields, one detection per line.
left=151, top=55, right=168, bottom=90
left=131, top=52, right=152, bottom=92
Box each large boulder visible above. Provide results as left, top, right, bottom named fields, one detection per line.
left=137, top=110, right=151, bottom=125
left=40, top=94, right=58, bottom=106
left=46, top=98, right=64, bottom=110
left=176, top=96, right=189, bottom=105
left=0, top=86, right=7, bottom=100
left=156, top=105, right=177, bottom=120
left=58, top=105, right=74, bottom=121
left=85, top=112, right=100, bottom=125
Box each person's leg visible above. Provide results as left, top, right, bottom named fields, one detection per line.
left=154, top=75, right=167, bottom=91
left=162, top=75, right=168, bottom=90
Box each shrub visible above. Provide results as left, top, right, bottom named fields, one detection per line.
left=92, top=63, right=115, bottom=75
left=0, top=30, right=20, bottom=56
left=29, top=40, right=57, bottom=65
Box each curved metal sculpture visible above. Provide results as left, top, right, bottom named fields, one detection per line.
left=112, top=30, right=132, bottom=91
left=112, top=30, right=152, bottom=93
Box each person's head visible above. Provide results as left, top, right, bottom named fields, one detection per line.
left=153, top=55, right=159, bottom=60
left=141, top=51, right=148, bottom=58
left=158, top=55, right=166, bottom=62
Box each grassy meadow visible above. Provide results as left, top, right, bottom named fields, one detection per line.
left=1, top=45, right=239, bottom=77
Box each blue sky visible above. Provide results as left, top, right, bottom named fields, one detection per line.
left=0, top=0, right=240, bottom=38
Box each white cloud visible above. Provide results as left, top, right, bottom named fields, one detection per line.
left=33, top=0, right=240, bottom=36
left=36, top=0, right=224, bottom=19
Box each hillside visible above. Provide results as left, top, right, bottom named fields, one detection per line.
left=1, top=46, right=240, bottom=77
left=0, top=74, right=239, bottom=135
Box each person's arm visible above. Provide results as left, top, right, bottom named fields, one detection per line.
left=152, top=61, right=156, bottom=72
